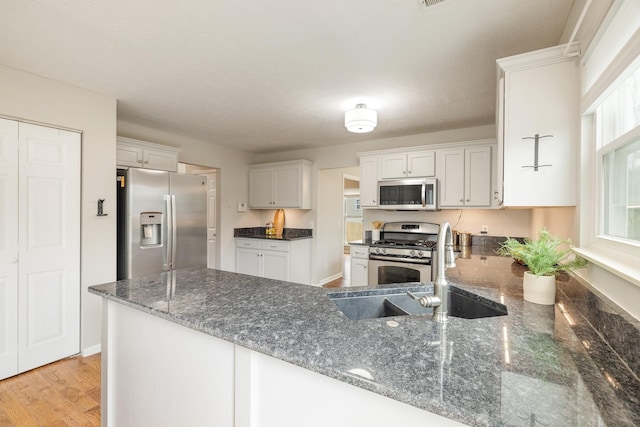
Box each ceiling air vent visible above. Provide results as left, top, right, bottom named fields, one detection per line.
left=417, top=0, right=447, bottom=8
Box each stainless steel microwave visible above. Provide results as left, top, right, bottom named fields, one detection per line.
left=378, top=178, right=438, bottom=210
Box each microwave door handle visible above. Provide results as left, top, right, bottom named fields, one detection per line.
left=421, top=183, right=426, bottom=207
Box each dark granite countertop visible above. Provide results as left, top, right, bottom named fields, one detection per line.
left=234, top=227, right=312, bottom=240
left=89, top=254, right=639, bottom=426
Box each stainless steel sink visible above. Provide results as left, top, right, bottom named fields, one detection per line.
left=328, top=286, right=432, bottom=320
left=447, top=286, right=508, bottom=319
left=327, top=285, right=507, bottom=321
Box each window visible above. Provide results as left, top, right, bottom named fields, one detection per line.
left=596, top=58, right=640, bottom=244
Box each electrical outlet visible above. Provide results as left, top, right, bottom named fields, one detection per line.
left=481, top=225, right=489, bottom=234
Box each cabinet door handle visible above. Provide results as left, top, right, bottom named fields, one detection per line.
left=459, top=199, right=464, bottom=202
left=137, top=160, right=143, bottom=163
left=144, top=160, right=149, bottom=164
left=466, top=199, right=470, bottom=202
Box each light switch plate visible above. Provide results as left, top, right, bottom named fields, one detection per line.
left=237, top=202, right=246, bottom=212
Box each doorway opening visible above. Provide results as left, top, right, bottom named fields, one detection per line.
left=180, top=163, right=220, bottom=270
left=343, top=174, right=362, bottom=254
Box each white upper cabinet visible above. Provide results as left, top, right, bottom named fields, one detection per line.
left=360, top=141, right=496, bottom=210
left=248, top=160, right=313, bottom=209
left=497, top=44, right=579, bottom=207
left=117, top=137, right=180, bottom=172
left=359, top=155, right=379, bottom=208
left=379, top=151, right=435, bottom=179
left=438, top=145, right=492, bottom=208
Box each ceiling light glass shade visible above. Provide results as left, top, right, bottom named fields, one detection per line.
left=345, top=104, right=377, bottom=133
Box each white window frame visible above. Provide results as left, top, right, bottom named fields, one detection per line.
left=597, top=125, right=640, bottom=247
left=576, top=0, right=640, bottom=288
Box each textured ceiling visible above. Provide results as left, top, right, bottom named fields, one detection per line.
left=0, top=0, right=574, bottom=153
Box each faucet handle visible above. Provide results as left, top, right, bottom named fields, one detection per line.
left=407, top=291, right=441, bottom=308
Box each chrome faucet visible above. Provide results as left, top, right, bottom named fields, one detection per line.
left=408, top=222, right=456, bottom=323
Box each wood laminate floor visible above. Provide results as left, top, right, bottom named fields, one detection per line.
left=0, top=354, right=101, bottom=426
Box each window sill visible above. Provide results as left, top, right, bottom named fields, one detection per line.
left=574, top=246, right=640, bottom=288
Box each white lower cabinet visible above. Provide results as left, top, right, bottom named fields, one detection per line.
left=235, top=238, right=311, bottom=285
left=349, top=245, right=369, bottom=286
left=103, top=300, right=465, bottom=427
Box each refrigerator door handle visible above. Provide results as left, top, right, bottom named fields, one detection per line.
left=171, top=194, right=178, bottom=270
left=165, top=195, right=172, bottom=270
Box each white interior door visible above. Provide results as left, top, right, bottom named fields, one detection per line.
left=0, top=119, right=19, bottom=379
left=201, top=172, right=217, bottom=269
left=17, top=122, right=80, bottom=373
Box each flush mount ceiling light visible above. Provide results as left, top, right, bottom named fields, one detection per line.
left=345, top=104, right=377, bottom=133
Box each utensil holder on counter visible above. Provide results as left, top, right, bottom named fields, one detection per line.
left=371, top=229, right=381, bottom=242
left=459, top=233, right=471, bottom=247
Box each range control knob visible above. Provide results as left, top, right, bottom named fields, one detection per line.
left=409, top=250, right=416, bottom=257
left=416, top=251, right=423, bottom=258
left=382, top=248, right=387, bottom=255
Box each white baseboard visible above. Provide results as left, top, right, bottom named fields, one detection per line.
left=81, top=344, right=101, bottom=357
left=317, top=272, right=343, bottom=287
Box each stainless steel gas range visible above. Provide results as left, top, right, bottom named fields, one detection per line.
left=368, top=222, right=440, bottom=285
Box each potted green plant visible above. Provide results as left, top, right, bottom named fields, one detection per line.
left=497, top=229, right=588, bottom=305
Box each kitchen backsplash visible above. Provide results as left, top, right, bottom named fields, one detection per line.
left=558, top=278, right=640, bottom=380
left=362, top=208, right=532, bottom=239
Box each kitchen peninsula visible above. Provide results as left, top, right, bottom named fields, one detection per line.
left=89, top=252, right=639, bottom=426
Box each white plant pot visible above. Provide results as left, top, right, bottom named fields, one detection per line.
left=522, top=271, right=556, bottom=305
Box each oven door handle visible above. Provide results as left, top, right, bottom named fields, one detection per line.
left=421, top=183, right=426, bottom=207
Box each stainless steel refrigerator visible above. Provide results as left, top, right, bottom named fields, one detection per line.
left=117, top=168, right=207, bottom=280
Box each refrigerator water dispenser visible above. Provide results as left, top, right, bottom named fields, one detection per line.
left=140, top=212, right=162, bottom=247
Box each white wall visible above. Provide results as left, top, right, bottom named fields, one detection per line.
left=117, top=121, right=258, bottom=273
left=0, top=64, right=117, bottom=354
left=314, top=167, right=360, bottom=285
left=250, top=125, right=498, bottom=168
left=530, top=207, right=578, bottom=242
